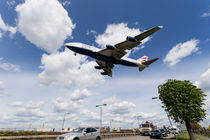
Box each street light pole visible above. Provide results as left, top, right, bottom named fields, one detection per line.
left=152, top=96, right=177, bottom=140
left=96, top=104, right=107, bottom=131
left=62, top=112, right=69, bottom=131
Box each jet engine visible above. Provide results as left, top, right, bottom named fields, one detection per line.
left=101, top=72, right=108, bottom=75
left=94, top=66, right=101, bottom=69
left=106, top=45, right=115, bottom=50
left=126, top=36, right=137, bottom=42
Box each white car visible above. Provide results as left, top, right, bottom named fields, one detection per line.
left=56, top=127, right=101, bottom=140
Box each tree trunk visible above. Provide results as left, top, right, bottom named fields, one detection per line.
left=186, top=121, right=196, bottom=140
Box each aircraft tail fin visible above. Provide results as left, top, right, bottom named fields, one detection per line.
left=142, top=57, right=159, bottom=66
left=138, top=57, right=159, bottom=72
left=137, top=56, right=148, bottom=63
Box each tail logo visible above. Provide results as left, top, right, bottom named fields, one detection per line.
left=138, top=56, right=148, bottom=63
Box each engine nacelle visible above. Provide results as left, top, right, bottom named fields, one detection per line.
left=101, top=72, right=108, bottom=75
left=106, top=45, right=115, bottom=50
left=94, top=66, right=101, bottom=69
left=126, top=36, right=137, bottom=42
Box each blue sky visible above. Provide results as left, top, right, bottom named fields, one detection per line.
left=0, top=0, right=210, bottom=131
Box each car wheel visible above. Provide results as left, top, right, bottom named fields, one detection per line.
left=73, top=137, right=79, bottom=140
left=96, top=136, right=101, bottom=140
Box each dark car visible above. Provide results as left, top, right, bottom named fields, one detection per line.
left=159, top=129, right=168, bottom=137
left=150, top=130, right=164, bottom=139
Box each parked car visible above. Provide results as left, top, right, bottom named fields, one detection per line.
left=171, top=127, right=179, bottom=134
left=150, top=130, right=164, bottom=139
left=159, top=129, right=168, bottom=137
left=56, top=127, right=101, bottom=140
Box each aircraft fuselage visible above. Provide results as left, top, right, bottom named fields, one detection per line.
left=66, top=42, right=139, bottom=67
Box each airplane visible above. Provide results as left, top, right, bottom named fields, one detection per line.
left=65, top=26, right=163, bottom=77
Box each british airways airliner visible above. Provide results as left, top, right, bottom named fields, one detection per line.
left=65, top=26, right=163, bottom=76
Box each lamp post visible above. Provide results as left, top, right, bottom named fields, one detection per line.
left=62, top=112, right=69, bottom=131
left=110, top=119, right=114, bottom=132
left=96, top=104, right=107, bottom=131
left=135, top=115, right=142, bottom=128
left=152, top=96, right=177, bottom=140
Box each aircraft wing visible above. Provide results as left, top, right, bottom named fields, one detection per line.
left=98, top=26, right=163, bottom=59
left=96, top=60, right=114, bottom=77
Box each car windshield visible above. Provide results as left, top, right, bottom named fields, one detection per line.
left=160, top=129, right=165, bottom=132
left=141, top=124, right=150, bottom=127
left=71, top=128, right=85, bottom=133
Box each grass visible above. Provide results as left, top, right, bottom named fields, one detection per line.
left=167, top=132, right=208, bottom=140
left=202, top=134, right=210, bottom=138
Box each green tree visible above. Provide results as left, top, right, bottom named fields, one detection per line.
left=158, top=79, right=206, bottom=140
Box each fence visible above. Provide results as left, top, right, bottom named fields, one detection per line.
left=0, top=133, right=137, bottom=140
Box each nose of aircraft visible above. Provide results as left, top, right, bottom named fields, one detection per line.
left=65, top=42, right=83, bottom=48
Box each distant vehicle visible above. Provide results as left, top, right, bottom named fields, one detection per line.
left=150, top=129, right=164, bottom=139
left=171, top=127, right=179, bottom=134
left=56, top=127, right=101, bottom=140
left=139, top=121, right=156, bottom=136
left=65, top=26, right=163, bottom=77
left=159, top=129, right=168, bottom=137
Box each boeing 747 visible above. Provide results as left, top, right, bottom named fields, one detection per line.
left=65, top=26, right=163, bottom=76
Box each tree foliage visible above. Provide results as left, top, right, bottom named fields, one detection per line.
left=158, top=79, right=206, bottom=123
left=158, top=79, right=207, bottom=140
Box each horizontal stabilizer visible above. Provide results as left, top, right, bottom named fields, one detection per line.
left=142, top=58, right=159, bottom=66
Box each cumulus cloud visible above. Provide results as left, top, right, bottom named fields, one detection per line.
left=0, top=80, right=7, bottom=96
left=132, top=112, right=157, bottom=119
left=61, top=1, right=71, bottom=6
left=201, top=12, right=210, bottom=17
left=71, top=89, right=92, bottom=101
left=8, top=101, right=23, bottom=107
left=38, top=49, right=104, bottom=88
left=16, top=0, right=75, bottom=53
left=53, top=96, right=84, bottom=113
left=0, top=58, right=20, bottom=72
left=0, top=14, right=16, bottom=38
left=0, top=80, right=5, bottom=91
left=195, top=67, right=210, bottom=93
left=9, top=101, right=46, bottom=119
left=95, top=23, right=149, bottom=56
left=103, top=96, right=136, bottom=115
left=164, top=39, right=199, bottom=67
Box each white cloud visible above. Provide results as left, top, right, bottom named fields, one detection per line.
left=16, top=0, right=75, bottom=53
left=195, top=68, right=210, bottom=93
left=61, top=1, right=71, bottom=6
left=95, top=23, right=149, bottom=56
left=132, top=112, right=157, bottom=119
left=53, top=96, right=84, bottom=113
left=201, top=12, right=210, bottom=17
left=0, top=14, right=16, bottom=38
left=7, top=0, right=16, bottom=7
left=103, top=96, right=136, bottom=115
left=164, top=39, right=199, bottom=67
left=0, top=80, right=5, bottom=91
left=0, top=57, right=20, bottom=72
left=9, top=101, right=46, bottom=119
left=8, top=101, right=23, bottom=107
left=0, top=63, right=20, bottom=72
left=71, top=89, right=92, bottom=101
left=38, top=48, right=104, bottom=88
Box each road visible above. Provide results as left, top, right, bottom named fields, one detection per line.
left=104, top=135, right=160, bottom=140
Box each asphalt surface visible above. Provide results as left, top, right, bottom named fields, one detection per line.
left=104, top=135, right=162, bottom=140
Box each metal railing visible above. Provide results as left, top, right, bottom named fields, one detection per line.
left=0, top=133, right=137, bottom=140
